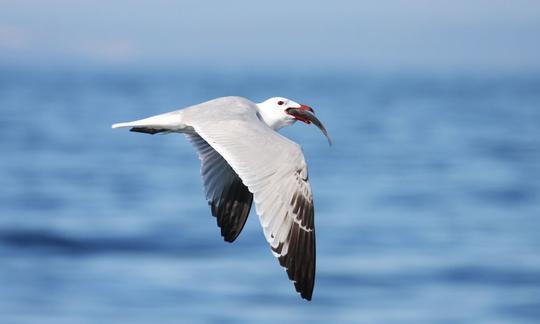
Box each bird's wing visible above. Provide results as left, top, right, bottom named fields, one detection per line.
left=185, top=133, right=253, bottom=242
left=189, top=111, right=316, bottom=300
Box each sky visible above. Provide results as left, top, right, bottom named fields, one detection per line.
left=1, top=0, right=539, bottom=72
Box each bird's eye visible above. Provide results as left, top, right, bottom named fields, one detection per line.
left=277, top=101, right=284, bottom=105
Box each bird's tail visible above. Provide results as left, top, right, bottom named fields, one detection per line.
left=112, top=111, right=185, bottom=134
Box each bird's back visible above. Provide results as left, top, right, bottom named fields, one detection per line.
left=181, top=96, right=258, bottom=125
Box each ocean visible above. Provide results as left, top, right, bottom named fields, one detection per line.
left=1, top=68, right=539, bottom=323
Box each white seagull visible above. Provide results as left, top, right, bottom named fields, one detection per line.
left=112, top=96, right=331, bottom=300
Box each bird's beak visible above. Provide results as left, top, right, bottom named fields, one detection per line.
left=286, top=105, right=332, bottom=146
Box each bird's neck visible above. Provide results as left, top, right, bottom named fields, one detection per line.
left=255, top=106, right=295, bottom=131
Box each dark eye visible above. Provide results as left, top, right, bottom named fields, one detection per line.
left=277, top=101, right=284, bottom=105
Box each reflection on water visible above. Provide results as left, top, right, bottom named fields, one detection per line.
left=1, top=69, right=539, bottom=323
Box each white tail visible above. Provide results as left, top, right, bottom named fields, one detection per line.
left=111, top=121, right=137, bottom=129
left=111, top=111, right=185, bottom=130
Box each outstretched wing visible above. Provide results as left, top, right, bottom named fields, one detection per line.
left=189, top=110, right=316, bottom=300
left=186, top=134, right=253, bottom=243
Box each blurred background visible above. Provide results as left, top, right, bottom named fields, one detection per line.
left=1, top=0, right=540, bottom=323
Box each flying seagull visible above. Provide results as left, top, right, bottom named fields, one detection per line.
left=112, top=96, right=331, bottom=300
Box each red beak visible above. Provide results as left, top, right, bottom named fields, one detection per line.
left=287, top=104, right=315, bottom=124
left=298, top=104, right=314, bottom=113
left=285, top=104, right=332, bottom=146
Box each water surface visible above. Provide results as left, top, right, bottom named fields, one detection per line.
left=1, top=69, right=539, bottom=323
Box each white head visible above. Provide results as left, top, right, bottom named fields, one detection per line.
left=256, top=97, right=332, bottom=145
left=256, top=97, right=314, bottom=130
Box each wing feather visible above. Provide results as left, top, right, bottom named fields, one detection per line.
left=188, top=106, right=316, bottom=300
left=186, top=134, right=253, bottom=243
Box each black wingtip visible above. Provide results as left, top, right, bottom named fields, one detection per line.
left=221, top=229, right=240, bottom=243
left=211, top=178, right=254, bottom=244
left=302, top=293, right=313, bottom=301
left=299, top=285, right=313, bottom=301
left=279, top=191, right=316, bottom=302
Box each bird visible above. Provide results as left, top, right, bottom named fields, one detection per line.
left=112, top=96, right=331, bottom=300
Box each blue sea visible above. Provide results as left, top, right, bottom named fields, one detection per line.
left=1, top=68, right=539, bottom=323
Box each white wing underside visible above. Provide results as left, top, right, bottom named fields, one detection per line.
left=183, top=99, right=316, bottom=300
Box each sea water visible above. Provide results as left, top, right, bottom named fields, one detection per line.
left=1, top=69, right=539, bottom=323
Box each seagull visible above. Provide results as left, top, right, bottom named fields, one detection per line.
left=112, top=96, right=331, bottom=300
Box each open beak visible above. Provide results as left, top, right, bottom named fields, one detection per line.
left=286, top=105, right=332, bottom=146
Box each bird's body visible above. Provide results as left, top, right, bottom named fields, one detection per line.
left=112, top=96, right=330, bottom=300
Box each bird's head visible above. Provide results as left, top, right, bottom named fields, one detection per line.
left=256, top=97, right=332, bottom=145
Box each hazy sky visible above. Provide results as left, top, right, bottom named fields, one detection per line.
left=1, top=0, right=539, bottom=72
